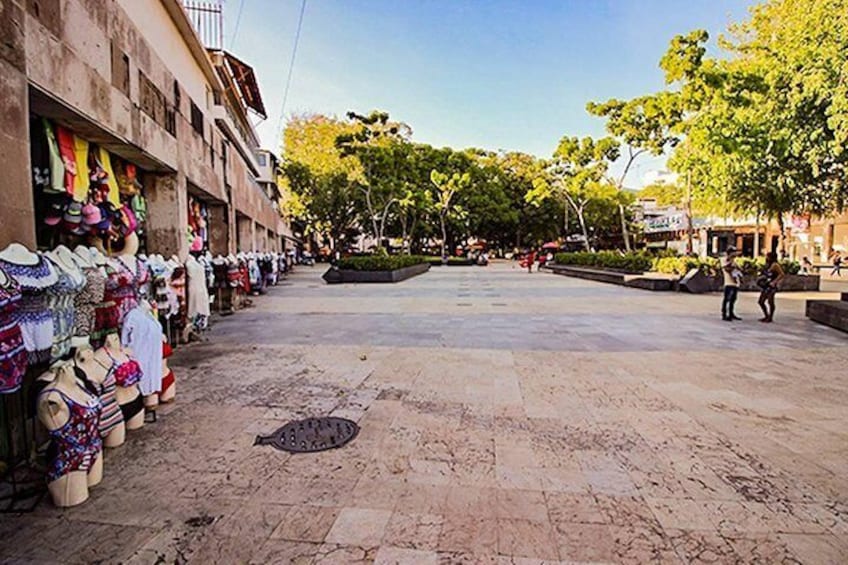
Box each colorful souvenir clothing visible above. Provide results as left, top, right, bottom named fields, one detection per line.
left=104, top=257, right=148, bottom=322
left=121, top=306, right=162, bottom=396
left=0, top=257, right=59, bottom=365
left=91, top=264, right=120, bottom=347
left=39, top=385, right=102, bottom=482
left=73, top=267, right=106, bottom=338
left=44, top=261, right=86, bottom=360
left=0, top=267, right=27, bottom=393
left=102, top=348, right=143, bottom=389
left=88, top=361, right=123, bottom=437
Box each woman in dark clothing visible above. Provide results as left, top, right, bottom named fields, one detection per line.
left=758, top=252, right=785, bottom=323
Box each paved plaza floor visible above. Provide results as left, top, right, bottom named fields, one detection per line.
left=2, top=261, right=847, bottom=564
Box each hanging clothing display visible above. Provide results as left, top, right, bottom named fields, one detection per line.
left=44, top=258, right=86, bottom=360
left=71, top=134, right=90, bottom=203
left=0, top=256, right=59, bottom=365
left=104, top=257, right=149, bottom=322
left=121, top=306, right=163, bottom=396
left=186, top=256, right=210, bottom=330
left=73, top=266, right=106, bottom=339
left=43, top=119, right=66, bottom=195
left=0, top=265, right=28, bottom=393
left=55, top=126, right=77, bottom=197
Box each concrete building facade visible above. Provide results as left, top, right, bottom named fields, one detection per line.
left=0, top=0, right=287, bottom=256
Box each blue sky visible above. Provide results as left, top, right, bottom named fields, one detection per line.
left=225, top=0, right=755, bottom=187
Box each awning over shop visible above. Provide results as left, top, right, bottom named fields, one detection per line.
left=221, top=51, right=266, bottom=119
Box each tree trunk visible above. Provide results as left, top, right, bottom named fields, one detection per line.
left=777, top=213, right=786, bottom=257
left=619, top=203, right=631, bottom=252
left=440, top=215, right=447, bottom=260
left=576, top=207, right=590, bottom=252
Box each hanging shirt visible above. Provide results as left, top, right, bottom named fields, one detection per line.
left=121, top=306, right=163, bottom=396
left=72, top=135, right=91, bottom=202
left=42, top=120, right=66, bottom=194
left=97, top=147, right=121, bottom=206
left=55, top=126, right=77, bottom=196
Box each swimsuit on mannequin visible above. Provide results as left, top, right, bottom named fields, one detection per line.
left=44, top=247, right=86, bottom=360
left=74, top=345, right=125, bottom=447
left=0, top=264, right=28, bottom=393
left=159, top=340, right=176, bottom=403
left=95, top=334, right=144, bottom=430
left=0, top=243, right=59, bottom=364
left=37, top=362, right=103, bottom=507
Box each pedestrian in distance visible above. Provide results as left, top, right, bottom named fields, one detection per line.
left=830, top=248, right=842, bottom=276
left=721, top=246, right=742, bottom=321
left=800, top=256, right=813, bottom=275
left=757, top=251, right=785, bottom=323
left=526, top=249, right=536, bottom=273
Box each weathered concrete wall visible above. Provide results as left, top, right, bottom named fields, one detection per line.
left=0, top=0, right=36, bottom=249
left=2, top=0, right=285, bottom=254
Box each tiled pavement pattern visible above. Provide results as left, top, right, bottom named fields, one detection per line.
left=2, top=262, right=847, bottom=564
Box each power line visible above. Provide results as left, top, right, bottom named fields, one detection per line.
left=275, top=0, right=307, bottom=151
left=229, top=0, right=246, bottom=50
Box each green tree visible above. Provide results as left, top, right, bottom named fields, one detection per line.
left=430, top=169, right=471, bottom=259
left=281, top=114, right=362, bottom=253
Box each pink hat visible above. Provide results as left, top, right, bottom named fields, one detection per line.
left=82, top=203, right=102, bottom=225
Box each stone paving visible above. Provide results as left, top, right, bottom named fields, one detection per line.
left=2, top=261, right=847, bottom=564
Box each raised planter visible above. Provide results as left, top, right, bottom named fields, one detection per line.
left=544, top=264, right=673, bottom=291
left=806, top=292, right=848, bottom=333
left=322, top=262, right=430, bottom=284
left=701, top=273, right=820, bottom=292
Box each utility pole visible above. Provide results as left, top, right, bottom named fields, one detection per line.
left=686, top=171, right=694, bottom=255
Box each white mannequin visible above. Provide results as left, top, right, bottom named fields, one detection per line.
left=37, top=363, right=103, bottom=507
left=72, top=245, right=94, bottom=269
left=0, top=242, right=40, bottom=265
left=74, top=346, right=126, bottom=447
left=88, top=247, right=108, bottom=267
left=94, top=334, right=144, bottom=430
left=46, top=246, right=85, bottom=286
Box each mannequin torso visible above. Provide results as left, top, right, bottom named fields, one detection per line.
left=94, top=334, right=144, bottom=430
left=37, top=363, right=103, bottom=507
left=75, top=347, right=125, bottom=447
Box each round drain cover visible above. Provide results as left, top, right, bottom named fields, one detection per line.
left=254, top=417, right=359, bottom=453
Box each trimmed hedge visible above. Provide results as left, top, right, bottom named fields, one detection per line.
left=335, top=255, right=429, bottom=272
left=652, top=256, right=800, bottom=276
left=555, top=252, right=801, bottom=277
left=553, top=251, right=654, bottom=274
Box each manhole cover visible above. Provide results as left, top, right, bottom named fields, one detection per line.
left=254, top=417, right=359, bottom=453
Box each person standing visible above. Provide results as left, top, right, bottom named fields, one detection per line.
left=721, top=246, right=742, bottom=321
left=758, top=252, right=785, bottom=323
left=800, top=256, right=813, bottom=275
left=830, top=248, right=842, bottom=276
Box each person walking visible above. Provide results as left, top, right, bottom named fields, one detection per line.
left=800, top=256, right=813, bottom=275
left=758, top=251, right=785, bottom=323
left=830, top=248, right=842, bottom=276
left=721, top=246, right=742, bottom=321
left=526, top=249, right=536, bottom=273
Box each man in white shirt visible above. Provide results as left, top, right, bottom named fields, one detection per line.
left=721, top=245, right=742, bottom=321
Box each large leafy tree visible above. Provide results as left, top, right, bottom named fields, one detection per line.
left=660, top=1, right=848, bottom=252
left=336, top=111, right=413, bottom=250
left=281, top=114, right=362, bottom=253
